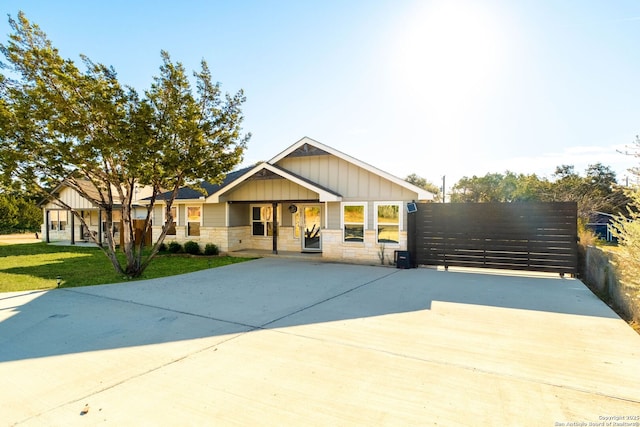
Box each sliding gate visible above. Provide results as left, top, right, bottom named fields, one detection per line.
left=408, top=202, right=577, bottom=275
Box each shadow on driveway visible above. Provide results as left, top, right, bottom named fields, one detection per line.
left=0, top=258, right=617, bottom=363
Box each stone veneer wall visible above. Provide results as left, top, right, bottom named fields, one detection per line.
left=321, top=229, right=407, bottom=265
left=152, top=225, right=407, bottom=263
left=153, top=225, right=301, bottom=253
left=154, top=225, right=247, bottom=253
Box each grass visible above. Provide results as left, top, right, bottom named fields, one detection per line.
left=0, top=242, right=255, bottom=293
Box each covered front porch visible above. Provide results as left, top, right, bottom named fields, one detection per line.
left=209, top=163, right=343, bottom=255
left=41, top=208, right=109, bottom=245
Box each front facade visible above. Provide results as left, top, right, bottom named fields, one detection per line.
left=151, top=137, right=434, bottom=264
left=40, top=182, right=152, bottom=245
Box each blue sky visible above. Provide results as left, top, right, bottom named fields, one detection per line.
left=2, top=0, right=640, bottom=190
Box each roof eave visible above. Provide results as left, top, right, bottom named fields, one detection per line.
left=271, top=137, right=436, bottom=201
left=207, top=162, right=342, bottom=203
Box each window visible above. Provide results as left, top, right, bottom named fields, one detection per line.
left=49, top=211, right=67, bottom=231
left=102, top=210, right=122, bottom=238
left=251, top=205, right=275, bottom=236
left=187, top=206, right=201, bottom=236
left=165, top=206, right=177, bottom=235
left=342, top=203, right=366, bottom=242
left=375, top=202, right=401, bottom=244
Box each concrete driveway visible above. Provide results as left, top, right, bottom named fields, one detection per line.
left=1, top=258, right=639, bottom=426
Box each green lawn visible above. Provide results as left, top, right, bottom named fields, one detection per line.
left=0, top=242, right=254, bottom=292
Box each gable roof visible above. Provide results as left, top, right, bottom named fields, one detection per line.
left=39, top=178, right=123, bottom=208
left=152, top=136, right=435, bottom=204
left=206, top=162, right=342, bottom=203
left=154, top=166, right=254, bottom=202
left=270, top=137, right=434, bottom=201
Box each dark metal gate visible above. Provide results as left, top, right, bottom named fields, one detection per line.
left=408, top=202, right=577, bottom=275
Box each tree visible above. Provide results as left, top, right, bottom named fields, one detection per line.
left=0, top=194, right=19, bottom=231
left=549, top=163, right=628, bottom=220
left=611, top=189, right=640, bottom=291
left=0, top=192, right=41, bottom=232
left=405, top=173, right=441, bottom=201
left=0, top=13, right=249, bottom=277
left=619, top=135, right=640, bottom=179
left=448, top=166, right=627, bottom=222
left=611, top=136, right=640, bottom=292
left=450, top=171, right=548, bottom=203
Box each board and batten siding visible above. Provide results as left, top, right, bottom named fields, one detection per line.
left=222, top=177, right=319, bottom=202
left=326, top=202, right=341, bottom=230
left=45, top=187, right=96, bottom=210
left=276, top=155, right=417, bottom=200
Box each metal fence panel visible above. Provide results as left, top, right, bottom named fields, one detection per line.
left=408, top=202, right=577, bottom=275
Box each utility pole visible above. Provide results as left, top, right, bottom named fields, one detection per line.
left=442, top=175, right=446, bottom=203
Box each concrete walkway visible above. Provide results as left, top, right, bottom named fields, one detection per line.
left=1, top=259, right=639, bottom=426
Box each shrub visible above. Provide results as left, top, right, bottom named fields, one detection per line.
left=158, top=242, right=168, bottom=252
left=167, top=241, right=182, bottom=253
left=184, top=240, right=201, bottom=255
left=611, top=188, right=640, bottom=292
left=204, top=243, right=219, bottom=256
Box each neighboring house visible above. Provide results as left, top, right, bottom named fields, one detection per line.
left=40, top=179, right=153, bottom=245
left=586, top=211, right=618, bottom=242
left=149, top=137, right=434, bottom=263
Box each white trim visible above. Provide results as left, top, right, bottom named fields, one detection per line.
left=186, top=204, right=203, bottom=237
left=373, top=201, right=402, bottom=245
left=324, top=201, right=328, bottom=230
left=341, top=202, right=367, bottom=243
left=207, top=162, right=342, bottom=203
left=49, top=210, right=68, bottom=231
left=185, top=205, right=203, bottom=224
left=250, top=203, right=281, bottom=237
left=163, top=205, right=179, bottom=224
left=269, top=137, right=435, bottom=201
left=301, top=204, right=322, bottom=251
left=163, top=205, right=179, bottom=236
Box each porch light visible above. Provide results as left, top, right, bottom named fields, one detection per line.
left=56, top=275, right=62, bottom=288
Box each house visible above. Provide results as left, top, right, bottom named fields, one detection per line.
left=586, top=211, right=618, bottom=242
left=40, top=179, right=153, bottom=245
left=148, top=137, right=434, bottom=263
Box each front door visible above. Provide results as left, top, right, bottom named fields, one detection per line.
left=302, top=206, right=321, bottom=251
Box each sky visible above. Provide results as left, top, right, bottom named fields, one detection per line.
left=2, top=0, right=640, bottom=192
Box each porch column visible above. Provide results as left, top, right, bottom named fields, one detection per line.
left=45, top=210, right=50, bottom=243
left=272, top=202, right=278, bottom=255
left=70, top=211, right=75, bottom=245
left=98, top=210, right=103, bottom=246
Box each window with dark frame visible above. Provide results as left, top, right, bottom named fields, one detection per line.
left=252, top=205, right=274, bottom=236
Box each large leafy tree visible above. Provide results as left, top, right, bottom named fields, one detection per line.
left=405, top=173, right=441, bottom=201
left=0, top=191, right=41, bottom=232
left=0, top=13, right=249, bottom=277
left=549, top=163, right=628, bottom=219
left=450, top=171, right=548, bottom=203
left=450, top=166, right=628, bottom=222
